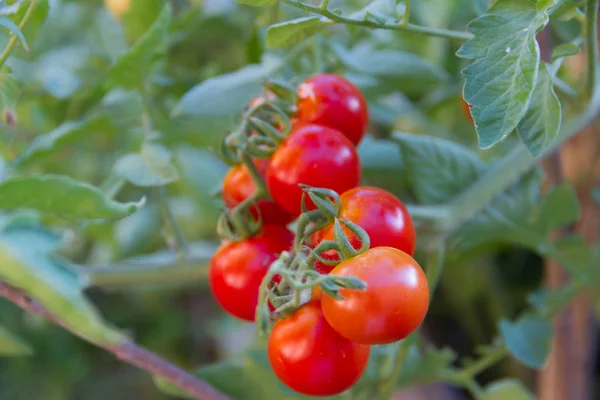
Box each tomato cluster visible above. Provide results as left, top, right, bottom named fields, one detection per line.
left=209, top=73, right=430, bottom=397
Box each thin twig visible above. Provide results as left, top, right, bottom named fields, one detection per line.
left=0, top=281, right=230, bottom=400
left=0, top=0, right=38, bottom=68
left=279, top=0, right=473, bottom=41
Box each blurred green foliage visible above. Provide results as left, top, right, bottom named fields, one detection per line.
left=0, top=0, right=596, bottom=399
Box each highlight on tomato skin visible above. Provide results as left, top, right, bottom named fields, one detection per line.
left=266, top=123, right=361, bottom=217
left=268, top=300, right=371, bottom=397
left=222, top=159, right=296, bottom=225
left=310, top=186, right=416, bottom=273
left=321, top=247, right=430, bottom=345
left=296, top=73, right=369, bottom=146
left=208, top=224, right=293, bottom=322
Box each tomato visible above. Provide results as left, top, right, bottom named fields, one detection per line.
left=461, top=97, right=473, bottom=124
left=266, top=123, right=361, bottom=216
left=268, top=300, right=370, bottom=396
left=297, top=74, right=369, bottom=146
left=321, top=247, right=429, bottom=345
left=311, top=186, right=416, bottom=273
left=222, top=159, right=295, bottom=225
left=105, top=0, right=131, bottom=18
left=209, top=225, right=293, bottom=322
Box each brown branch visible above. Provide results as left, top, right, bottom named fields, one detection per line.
left=0, top=281, right=231, bottom=400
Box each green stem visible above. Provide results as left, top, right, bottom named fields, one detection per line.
left=279, top=0, right=473, bottom=40
left=455, top=346, right=509, bottom=379
left=445, top=90, right=600, bottom=233
left=553, top=75, right=579, bottom=99
left=80, top=254, right=213, bottom=288
left=157, top=186, right=190, bottom=256
left=0, top=0, right=38, bottom=68
left=586, top=0, right=599, bottom=99
left=100, top=174, right=126, bottom=199
left=402, top=0, right=411, bottom=27
left=239, top=151, right=268, bottom=195
left=378, top=334, right=417, bottom=398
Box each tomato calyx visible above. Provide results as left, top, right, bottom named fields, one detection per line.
left=254, top=186, right=373, bottom=335
left=216, top=85, right=298, bottom=241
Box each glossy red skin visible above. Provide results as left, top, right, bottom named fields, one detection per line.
left=266, top=123, right=361, bottom=217
left=311, top=187, right=416, bottom=273
left=222, top=159, right=296, bottom=225
left=321, top=247, right=429, bottom=345
left=268, top=300, right=370, bottom=396
left=209, top=225, right=293, bottom=322
left=297, top=74, right=369, bottom=146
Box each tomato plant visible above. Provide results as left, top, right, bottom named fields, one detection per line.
left=1, top=0, right=599, bottom=400
left=268, top=300, right=371, bottom=397
left=266, top=123, right=361, bottom=216
left=209, top=224, right=293, bottom=322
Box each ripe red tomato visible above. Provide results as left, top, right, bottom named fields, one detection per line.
left=268, top=300, right=370, bottom=396
left=222, top=159, right=295, bottom=225
left=209, top=225, right=293, bottom=322
left=296, top=74, right=369, bottom=146
left=266, top=123, right=361, bottom=216
left=311, top=186, right=416, bottom=273
left=321, top=247, right=429, bottom=345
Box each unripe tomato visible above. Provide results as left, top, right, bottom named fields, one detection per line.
left=268, top=300, right=370, bottom=396
left=104, top=0, right=131, bottom=19
left=266, top=123, right=361, bottom=216
left=296, top=73, right=369, bottom=146
left=321, top=247, right=429, bottom=345
left=222, top=159, right=295, bottom=225
left=209, top=225, right=293, bottom=322
left=311, top=186, right=416, bottom=273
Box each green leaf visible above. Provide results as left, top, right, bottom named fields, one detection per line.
left=528, top=282, right=578, bottom=316
left=6, top=0, right=49, bottom=46
left=0, top=224, right=125, bottom=345
left=266, top=17, right=330, bottom=49
left=106, top=4, right=171, bottom=90
left=237, top=0, right=278, bottom=6
left=456, top=0, right=551, bottom=149
left=114, top=143, right=179, bottom=187
left=13, top=115, right=113, bottom=166
left=397, top=343, right=457, bottom=386
left=482, top=379, right=534, bottom=400
left=172, top=64, right=271, bottom=122
left=552, top=43, right=581, bottom=60
left=0, top=175, right=144, bottom=220
left=451, top=173, right=582, bottom=252
left=452, top=170, right=544, bottom=251
left=0, top=15, right=27, bottom=50
left=391, top=133, right=485, bottom=204
left=499, top=313, right=553, bottom=369
left=536, top=184, right=580, bottom=232
left=337, top=46, right=449, bottom=96
left=0, top=325, right=32, bottom=356
left=516, top=63, right=562, bottom=156
left=0, top=66, right=18, bottom=112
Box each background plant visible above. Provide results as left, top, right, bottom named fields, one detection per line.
left=0, top=0, right=599, bottom=399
